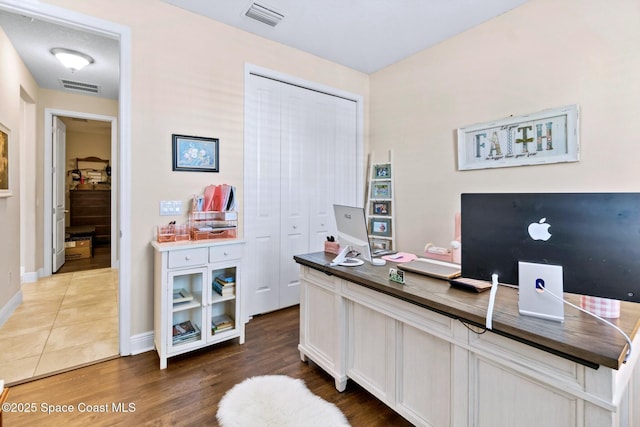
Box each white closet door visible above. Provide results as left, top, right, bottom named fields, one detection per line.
left=245, top=76, right=282, bottom=316
left=245, top=73, right=359, bottom=316
left=279, top=84, right=311, bottom=308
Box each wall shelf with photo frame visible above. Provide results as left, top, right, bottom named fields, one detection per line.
left=366, top=150, right=396, bottom=252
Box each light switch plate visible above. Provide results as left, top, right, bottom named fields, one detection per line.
left=160, top=200, right=183, bottom=216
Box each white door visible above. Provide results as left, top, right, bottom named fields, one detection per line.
left=245, top=76, right=283, bottom=316
left=52, top=116, right=66, bottom=272
left=245, top=73, right=359, bottom=316
left=279, top=84, right=311, bottom=308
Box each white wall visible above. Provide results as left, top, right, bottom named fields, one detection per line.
left=0, top=26, right=38, bottom=318
left=370, top=0, right=640, bottom=254
left=37, top=0, right=370, bottom=338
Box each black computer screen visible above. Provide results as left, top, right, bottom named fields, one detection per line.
left=461, top=193, right=640, bottom=303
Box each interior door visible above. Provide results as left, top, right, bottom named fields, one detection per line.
left=245, top=73, right=359, bottom=316
left=279, top=84, right=310, bottom=308
left=245, top=75, right=282, bottom=316
left=52, top=116, right=66, bottom=272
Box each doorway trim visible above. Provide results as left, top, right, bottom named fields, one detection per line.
left=0, top=0, right=133, bottom=356
left=44, top=109, right=117, bottom=272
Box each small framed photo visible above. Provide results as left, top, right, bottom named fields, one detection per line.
left=371, top=182, right=391, bottom=199
left=172, top=134, right=219, bottom=172
left=389, top=268, right=405, bottom=284
left=370, top=238, right=391, bottom=251
left=0, top=122, right=11, bottom=197
left=373, top=163, right=391, bottom=179
left=370, top=218, right=391, bottom=237
left=371, top=201, right=391, bottom=216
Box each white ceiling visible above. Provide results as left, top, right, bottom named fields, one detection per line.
left=161, top=0, right=529, bottom=74
left=0, top=0, right=528, bottom=104
left=0, top=9, right=120, bottom=100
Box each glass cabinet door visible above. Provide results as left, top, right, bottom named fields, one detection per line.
left=168, top=267, right=206, bottom=352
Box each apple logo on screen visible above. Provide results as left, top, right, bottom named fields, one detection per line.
left=528, top=218, right=552, bottom=241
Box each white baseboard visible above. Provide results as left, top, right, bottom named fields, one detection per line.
left=0, top=290, right=23, bottom=328
left=128, top=331, right=154, bottom=355
left=21, top=270, right=39, bottom=283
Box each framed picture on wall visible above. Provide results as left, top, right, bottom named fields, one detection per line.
left=457, top=105, right=579, bottom=171
left=0, top=122, right=11, bottom=197
left=172, top=134, right=219, bottom=172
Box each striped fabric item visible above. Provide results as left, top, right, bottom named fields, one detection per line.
left=580, top=295, right=621, bottom=319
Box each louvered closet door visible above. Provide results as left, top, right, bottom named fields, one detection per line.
left=245, top=75, right=282, bottom=316
left=245, top=73, right=358, bottom=316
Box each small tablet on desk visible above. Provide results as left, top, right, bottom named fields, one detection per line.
left=397, top=258, right=461, bottom=280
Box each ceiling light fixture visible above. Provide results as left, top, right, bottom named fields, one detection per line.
left=50, top=48, right=94, bottom=72
left=245, top=3, right=284, bottom=27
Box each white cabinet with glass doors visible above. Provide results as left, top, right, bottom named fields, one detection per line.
left=152, top=240, right=245, bottom=369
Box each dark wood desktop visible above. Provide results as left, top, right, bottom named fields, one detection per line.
left=294, top=251, right=639, bottom=370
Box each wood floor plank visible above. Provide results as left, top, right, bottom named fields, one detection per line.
left=4, top=306, right=413, bottom=426
left=56, top=244, right=111, bottom=274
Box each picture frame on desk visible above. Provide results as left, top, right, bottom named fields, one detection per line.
left=172, top=134, right=219, bottom=172
left=371, top=201, right=391, bottom=216
left=371, top=182, right=391, bottom=199
left=0, top=122, right=11, bottom=197
left=370, top=218, right=391, bottom=237
left=457, top=105, right=579, bottom=171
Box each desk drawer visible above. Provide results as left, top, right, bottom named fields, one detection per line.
left=168, top=247, right=208, bottom=269
left=210, top=244, right=243, bottom=262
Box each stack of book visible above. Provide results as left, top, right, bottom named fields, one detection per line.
left=211, top=314, right=234, bottom=334
left=213, top=273, right=235, bottom=297
left=172, top=320, right=200, bottom=344
left=173, top=288, right=194, bottom=304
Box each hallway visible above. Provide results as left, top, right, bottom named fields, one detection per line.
left=0, top=268, right=118, bottom=385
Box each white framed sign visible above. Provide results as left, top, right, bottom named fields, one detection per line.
left=457, top=105, right=579, bottom=171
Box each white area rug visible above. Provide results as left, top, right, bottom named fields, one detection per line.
left=217, top=375, right=350, bottom=427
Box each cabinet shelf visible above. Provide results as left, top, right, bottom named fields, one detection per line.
left=211, top=294, right=235, bottom=304
left=172, top=299, right=201, bottom=312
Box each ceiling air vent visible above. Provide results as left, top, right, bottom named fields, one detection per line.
left=60, top=79, right=100, bottom=94
left=245, top=3, right=284, bottom=27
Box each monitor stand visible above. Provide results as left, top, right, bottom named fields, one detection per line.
left=518, top=261, right=565, bottom=322
left=340, top=258, right=364, bottom=267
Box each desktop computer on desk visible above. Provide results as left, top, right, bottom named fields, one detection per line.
left=332, top=204, right=386, bottom=266
left=461, top=193, right=639, bottom=359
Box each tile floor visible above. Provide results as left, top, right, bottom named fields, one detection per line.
left=0, top=268, right=119, bottom=385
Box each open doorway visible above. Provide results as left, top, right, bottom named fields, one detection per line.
left=0, top=0, right=132, bottom=384
left=55, top=115, right=114, bottom=274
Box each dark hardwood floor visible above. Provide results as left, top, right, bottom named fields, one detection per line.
left=56, top=244, right=111, bottom=274
left=4, top=305, right=413, bottom=427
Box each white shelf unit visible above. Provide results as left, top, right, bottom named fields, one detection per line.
left=365, top=151, right=396, bottom=252
left=152, top=239, right=245, bottom=369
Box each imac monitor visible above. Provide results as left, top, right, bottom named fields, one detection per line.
left=333, top=204, right=382, bottom=266
left=461, top=193, right=640, bottom=303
